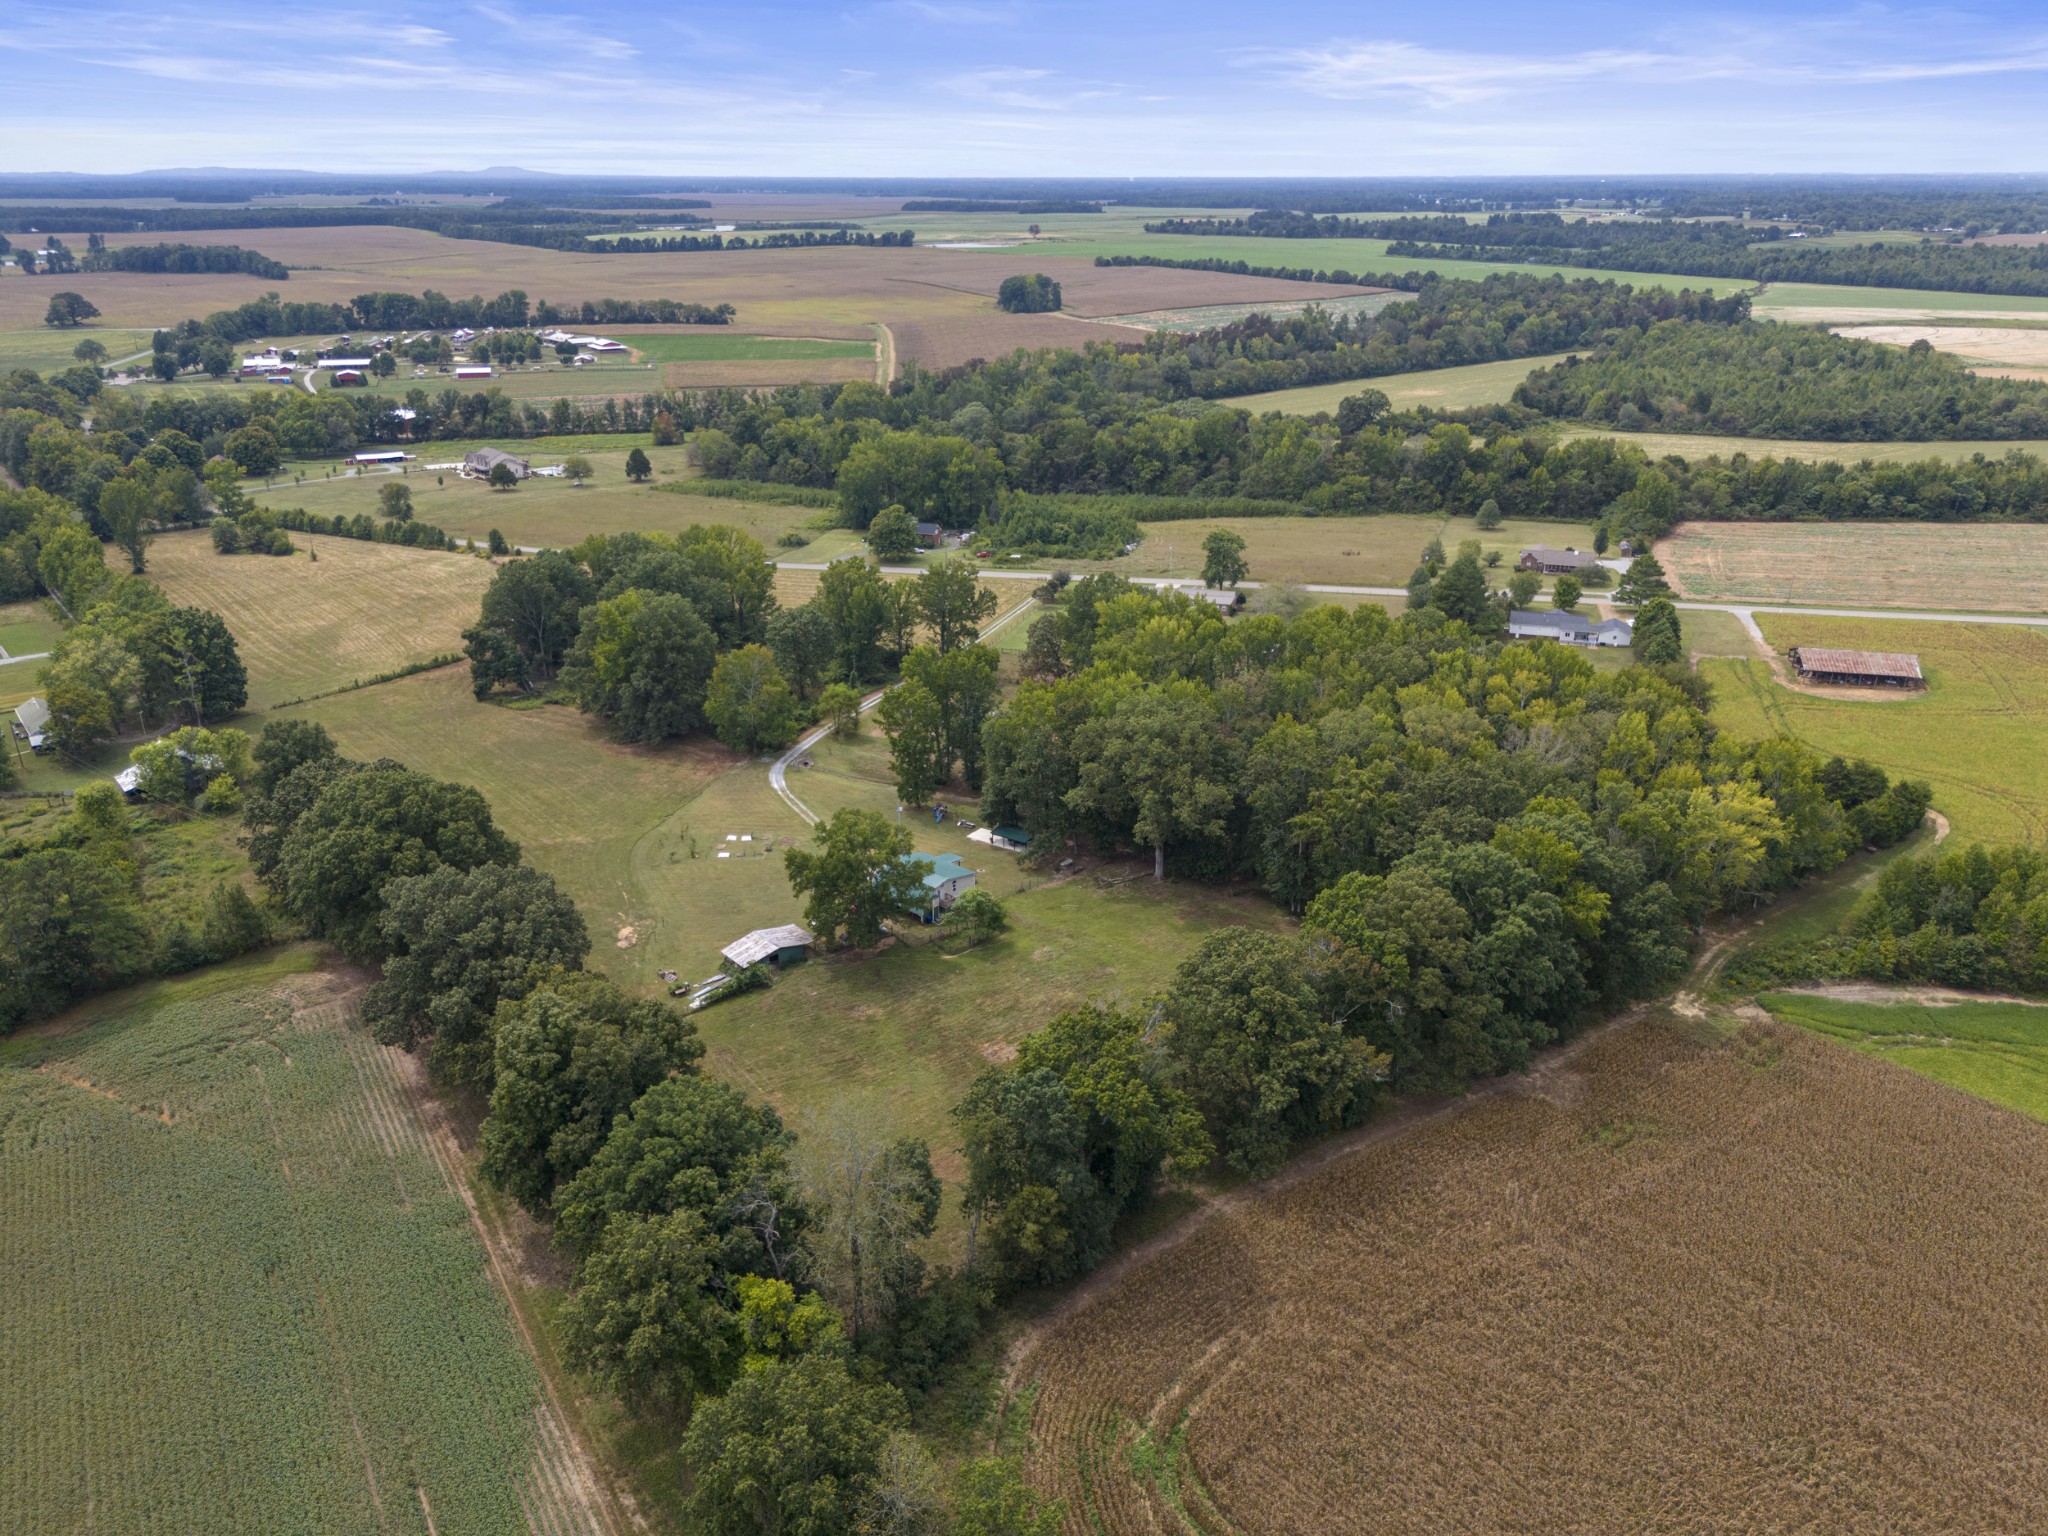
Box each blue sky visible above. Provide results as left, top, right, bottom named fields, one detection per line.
left=6, top=1, right=2048, bottom=175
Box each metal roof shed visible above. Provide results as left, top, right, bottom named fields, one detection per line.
left=720, top=924, right=814, bottom=970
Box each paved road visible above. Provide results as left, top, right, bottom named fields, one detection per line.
left=767, top=593, right=1040, bottom=826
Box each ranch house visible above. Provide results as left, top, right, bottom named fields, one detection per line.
left=1508, top=609, right=1633, bottom=647
left=1518, top=545, right=1603, bottom=575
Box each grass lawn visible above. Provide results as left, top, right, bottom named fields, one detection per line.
left=1558, top=427, right=2048, bottom=465
left=296, top=666, right=740, bottom=955
left=1760, top=992, right=2048, bottom=1124
left=701, top=875, right=1289, bottom=1241
left=1707, top=614, right=2048, bottom=846
left=131, top=529, right=494, bottom=708
left=1062, top=513, right=1597, bottom=589
left=261, top=445, right=836, bottom=551
left=0, top=325, right=153, bottom=372
left=1226, top=352, right=1573, bottom=416
left=619, top=333, right=874, bottom=363
left=0, top=950, right=568, bottom=1534
left=1678, top=606, right=1760, bottom=661
left=1659, top=520, right=2048, bottom=613
left=0, top=599, right=63, bottom=659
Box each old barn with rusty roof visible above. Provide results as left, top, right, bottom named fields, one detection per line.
left=1789, top=647, right=1925, bottom=688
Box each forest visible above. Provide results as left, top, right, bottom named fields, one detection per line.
left=81, top=241, right=292, bottom=279
left=1511, top=321, right=2048, bottom=440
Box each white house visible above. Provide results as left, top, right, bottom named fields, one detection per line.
left=1507, top=609, right=1633, bottom=647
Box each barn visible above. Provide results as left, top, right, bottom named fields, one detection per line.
left=331, top=369, right=367, bottom=387
left=1789, top=647, right=1924, bottom=688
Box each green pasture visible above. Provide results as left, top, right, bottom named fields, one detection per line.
left=0, top=326, right=153, bottom=372
left=618, top=333, right=874, bottom=363
left=1761, top=992, right=2048, bottom=1125
left=0, top=950, right=556, bottom=1534
left=1227, top=352, right=1573, bottom=416
left=1753, top=282, right=2048, bottom=317
left=0, top=599, right=62, bottom=660
left=264, top=444, right=831, bottom=550
left=1707, top=614, right=2048, bottom=847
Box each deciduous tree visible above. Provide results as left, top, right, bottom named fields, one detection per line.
left=783, top=808, right=926, bottom=949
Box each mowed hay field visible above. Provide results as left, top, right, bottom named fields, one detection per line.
left=0, top=954, right=610, bottom=1536
left=1067, top=513, right=1597, bottom=588
left=1224, top=351, right=1573, bottom=417
left=1752, top=280, right=2048, bottom=324
left=1707, top=614, right=2048, bottom=845
left=1831, top=322, right=2048, bottom=382
left=1557, top=426, right=2048, bottom=463
left=133, top=531, right=494, bottom=706
left=1658, top=519, right=2048, bottom=611
left=1017, top=1012, right=2048, bottom=1535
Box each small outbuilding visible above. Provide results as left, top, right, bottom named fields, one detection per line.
left=720, top=923, right=814, bottom=971
left=1790, top=647, right=1924, bottom=688
left=968, top=825, right=1032, bottom=853
left=1518, top=545, right=1603, bottom=575
left=13, top=696, right=51, bottom=752
left=1186, top=586, right=1244, bottom=613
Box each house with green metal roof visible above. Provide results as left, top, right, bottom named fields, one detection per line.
left=896, top=851, right=977, bottom=922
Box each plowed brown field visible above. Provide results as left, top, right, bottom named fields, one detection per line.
left=1016, top=1012, right=2048, bottom=1535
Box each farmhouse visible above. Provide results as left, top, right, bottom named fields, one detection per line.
left=720, top=924, right=814, bottom=971
left=462, top=447, right=531, bottom=480
left=898, top=851, right=976, bottom=922
left=1508, top=609, right=1633, bottom=647
left=1789, top=646, right=1925, bottom=688
left=1518, top=545, right=1603, bottom=575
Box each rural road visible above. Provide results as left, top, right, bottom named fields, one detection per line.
left=767, top=592, right=1040, bottom=825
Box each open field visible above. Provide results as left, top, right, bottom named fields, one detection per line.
left=0, top=598, right=62, bottom=660
left=1829, top=322, right=2048, bottom=383
left=1753, top=281, right=2048, bottom=323
left=343, top=362, right=665, bottom=401
left=1762, top=991, right=2048, bottom=1124
left=1557, top=426, right=2048, bottom=464
left=1057, top=512, right=1597, bottom=588
left=1658, top=519, right=2048, bottom=612
left=0, top=952, right=608, bottom=1535
left=131, top=530, right=494, bottom=707
left=701, top=876, right=1287, bottom=1220
left=263, top=443, right=845, bottom=552
left=1225, top=351, right=1574, bottom=416
left=0, top=325, right=153, bottom=372
left=1707, top=614, right=2048, bottom=846
left=617, top=331, right=875, bottom=363
left=1017, top=1008, right=2048, bottom=1534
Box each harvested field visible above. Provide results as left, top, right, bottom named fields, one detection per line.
left=1227, top=352, right=1573, bottom=416
left=661, top=356, right=873, bottom=388
left=0, top=953, right=619, bottom=1536
left=130, top=529, right=493, bottom=707
left=1707, top=614, right=2048, bottom=846
left=1018, top=1009, right=2048, bottom=1535
left=1753, top=281, right=2048, bottom=324
left=1558, top=427, right=2048, bottom=464
left=1831, top=322, right=2048, bottom=376
left=1658, top=519, right=2048, bottom=612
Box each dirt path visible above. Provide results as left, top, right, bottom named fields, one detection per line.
left=873, top=322, right=896, bottom=385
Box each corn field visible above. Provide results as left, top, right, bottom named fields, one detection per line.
left=0, top=965, right=603, bottom=1535
left=1017, top=1013, right=2048, bottom=1534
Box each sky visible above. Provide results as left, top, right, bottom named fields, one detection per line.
left=5, top=1, right=2048, bottom=176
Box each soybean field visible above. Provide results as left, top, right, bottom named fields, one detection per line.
left=0, top=955, right=610, bottom=1536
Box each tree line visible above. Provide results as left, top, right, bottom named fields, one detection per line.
left=156, top=289, right=735, bottom=347
left=1511, top=320, right=2048, bottom=440
left=82, top=241, right=291, bottom=279
left=216, top=719, right=1064, bottom=1532
left=596, top=229, right=915, bottom=252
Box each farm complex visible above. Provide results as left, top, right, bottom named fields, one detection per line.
left=9, top=135, right=2048, bottom=1536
